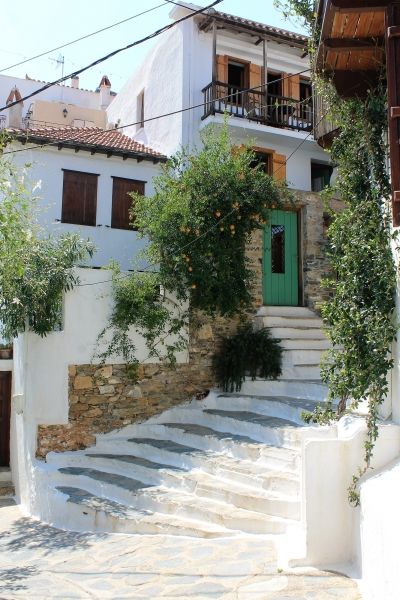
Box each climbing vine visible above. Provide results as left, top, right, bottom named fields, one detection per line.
left=98, top=124, right=289, bottom=367
left=276, top=1, right=397, bottom=505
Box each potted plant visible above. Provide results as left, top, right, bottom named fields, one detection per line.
left=0, top=342, right=13, bottom=360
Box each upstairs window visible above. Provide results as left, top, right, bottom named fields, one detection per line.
left=300, top=78, right=312, bottom=103
left=311, top=162, right=333, bottom=192
left=61, top=169, right=98, bottom=226
left=228, top=60, right=248, bottom=90
left=250, top=150, right=273, bottom=176
left=137, top=90, right=144, bottom=129
left=111, top=177, right=145, bottom=230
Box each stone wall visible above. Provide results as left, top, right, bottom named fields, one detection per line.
left=37, top=191, right=338, bottom=457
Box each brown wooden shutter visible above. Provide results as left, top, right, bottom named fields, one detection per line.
left=249, top=64, right=262, bottom=90
left=216, top=55, right=228, bottom=82
left=290, top=74, right=300, bottom=101
left=282, top=73, right=292, bottom=98
left=272, top=153, right=287, bottom=181
left=111, top=177, right=145, bottom=230
left=61, top=170, right=98, bottom=226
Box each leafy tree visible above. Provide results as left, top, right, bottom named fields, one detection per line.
left=0, top=133, right=94, bottom=339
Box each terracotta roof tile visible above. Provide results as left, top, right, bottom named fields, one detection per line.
left=207, top=9, right=308, bottom=44
left=12, top=126, right=166, bottom=160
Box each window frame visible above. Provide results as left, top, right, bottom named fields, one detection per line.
left=111, top=176, right=146, bottom=231
left=61, top=168, right=99, bottom=227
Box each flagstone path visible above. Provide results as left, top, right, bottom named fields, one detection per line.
left=0, top=500, right=361, bottom=599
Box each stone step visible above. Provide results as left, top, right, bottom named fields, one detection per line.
left=282, top=349, right=326, bottom=366
left=0, top=467, right=11, bottom=483
left=155, top=410, right=305, bottom=449
left=258, top=306, right=316, bottom=318
left=54, top=468, right=294, bottom=534
left=47, top=448, right=299, bottom=495
left=212, top=394, right=318, bottom=425
left=240, top=378, right=328, bottom=401
left=95, top=435, right=300, bottom=474
left=280, top=365, right=321, bottom=380
left=264, top=316, right=324, bottom=329
left=270, top=327, right=327, bottom=340
left=54, top=486, right=236, bottom=538
left=281, top=339, right=330, bottom=350
left=0, top=481, right=14, bottom=498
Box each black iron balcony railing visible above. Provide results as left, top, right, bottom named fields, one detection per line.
left=202, top=81, right=313, bottom=133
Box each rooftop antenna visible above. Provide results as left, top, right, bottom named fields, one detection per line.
left=49, top=53, right=65, bottom=101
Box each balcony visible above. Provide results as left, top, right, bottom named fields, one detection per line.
left=202, top=81, right=313, bottom=133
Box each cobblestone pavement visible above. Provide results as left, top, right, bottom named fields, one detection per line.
left=0, top=501, right=362, bottom=599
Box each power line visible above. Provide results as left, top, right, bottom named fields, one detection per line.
left=0, top=0, right=223, bottom=113
left=3, top=69, right=311, bottom=157
left=0, top=3, right=168, bottom=75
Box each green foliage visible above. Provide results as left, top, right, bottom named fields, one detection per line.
left=0, top=134, right=94, bottom=339
left=308, top=90, right=396, bottom=505
left=213, top=324, right=283, bottom=393
left=273, top=0, right=316, bottom=32
left=95, top=267, right=188, bottom=369
left=100, top=124, right=288, bottom=366
left=134, top=124, right=288, bottom=317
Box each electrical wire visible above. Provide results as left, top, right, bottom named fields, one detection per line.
left=0, top=0, right=224, bottom=113
left=0, top=3, right=169, bottom=74
left=3, top=69, right=311, bottom=157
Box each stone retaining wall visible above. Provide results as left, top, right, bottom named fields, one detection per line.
left=36, top=191, right=339, bottom=457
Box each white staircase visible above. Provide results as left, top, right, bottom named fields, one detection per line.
left=257, top=306, right=330, bottom=381
left=30, top=305, right=333, bottom=552
left=35, top=380, right=334, bottom=546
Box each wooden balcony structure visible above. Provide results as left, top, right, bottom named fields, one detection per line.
left=316, top=0, right=400, bottom=225
left=202, top=81, right=313, bottom=133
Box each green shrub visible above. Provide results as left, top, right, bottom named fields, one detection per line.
left=213, top=324, right=282, bottom=393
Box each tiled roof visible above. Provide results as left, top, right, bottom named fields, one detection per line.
left=12, top=126, right=166, bottom=161
left=206, top=9, right=308, bottom=45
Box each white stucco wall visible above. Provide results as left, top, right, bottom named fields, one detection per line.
left=107, top=27, right=185, bottom=156
left=9, top=267, right=188, bottom=510
left=358, top=457, right=400, bottom=600
left=11, top=144, right=162, bottom=269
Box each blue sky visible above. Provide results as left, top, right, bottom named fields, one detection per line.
left=0, top=1, right=306, bottom=93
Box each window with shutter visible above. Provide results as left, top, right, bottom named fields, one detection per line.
left=111, top=177, right=145, bottom=230
left=61, top=169, right=98, bottom=226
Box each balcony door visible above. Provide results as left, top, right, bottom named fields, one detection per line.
left=263, top=210, right=299, bottom=306
left=227, top=60, right=249, bottom=108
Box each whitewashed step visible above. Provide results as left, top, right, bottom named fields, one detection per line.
left=258, top=306, right=316, bottom=318
left=264, top=316, right=323, bottom=329
left=47, top=448, right=299, bottom=494
left=270, top=327, right=327, bottom=340
left=95, top=436, right=301, bottom=474
left=280, top=365, right=321, bottom=380
left=54, top=468, right=293, bottom=534
left=0, top=481, right=14, bottom=498
left=157, top=410, right=306, bottom=448
left=281, top=339, right=330, bottom=350
left=282, top=349, right=326, bottom=366
left=0, top=468, right=11, bottom=483
left=241, top=378, right=328, bottom=401
left=212, top=394, right=319, bottom=425
left=54, top=486, right=235, bottom=538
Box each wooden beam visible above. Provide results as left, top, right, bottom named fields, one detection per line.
left=212, top=19, right=217, bottom=83
left=324, top=37, right=384, bottom=50
left=331, top=0, right=388, bottom=11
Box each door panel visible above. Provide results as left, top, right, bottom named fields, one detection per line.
left=0, top=372, right=11, bottom=467
left=263, top=210, right=299, bottom=306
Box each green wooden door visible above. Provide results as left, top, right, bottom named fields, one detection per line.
left=263, top=210, right=299, bottom=306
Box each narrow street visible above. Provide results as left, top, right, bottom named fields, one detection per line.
left=0, top=500, right=361, bottom=599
